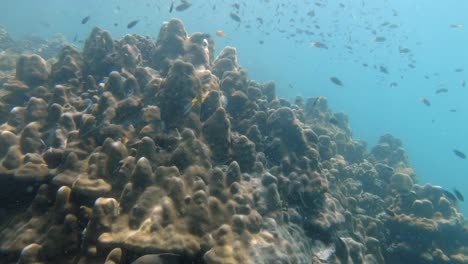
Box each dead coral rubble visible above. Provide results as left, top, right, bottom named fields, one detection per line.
left=0, top=19, right=466, bottom=264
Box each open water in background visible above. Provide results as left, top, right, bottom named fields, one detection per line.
left=1, top=0, right=467, bottom=215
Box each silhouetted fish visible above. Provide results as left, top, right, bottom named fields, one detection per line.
left=230, top=12, right=241, bottom=22
left=420, top=97, right=431, bottom=106
left=330, top=77, right=343, bottom=86
left=380, top=65, right=389, bottom=74
left=374, top=36, right=386, bottom=42
left=443, top=189, right=457, bottom=203
left=127, top=20, right=139, bottom=29
left=176, top=1, right=192, bottom=11
left=454, top=188, right=464, bottom=202
left=310, top=41, right=328, bottom=49
left=435, top=88, right=448, bottom=94
left=169, top=1, right=174, bottom=12
left=81, top=16, right=90, bottom=24
left=399, top=47, right=410, bottom=53
left=453, top=149, right=466, bottom=159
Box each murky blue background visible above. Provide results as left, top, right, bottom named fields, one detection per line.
left=1, top=0, right=467, bottom=215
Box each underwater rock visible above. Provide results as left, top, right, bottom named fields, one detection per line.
left=82, top=27, right=118, bottom=79
left=0, top=26, right=14, bottom=51
left=152, top=18, right=187, bottom=73
left=15, top=54, right=50, bottom=86
left=158, top=60, right=202, bottom=130
left=212, top=46, right=240, bottom=78
left=390, top=172, right=414, bottom=194
left=0, top=19, right=466, bottom=264
left=51, top=45, right=83, bottom=83
left=202, top=107, right=231, bottom=163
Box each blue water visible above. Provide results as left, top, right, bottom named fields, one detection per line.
left=1, top=0, right=467, bottom=215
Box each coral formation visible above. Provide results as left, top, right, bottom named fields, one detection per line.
left=0, top=18, right=466, bottom=264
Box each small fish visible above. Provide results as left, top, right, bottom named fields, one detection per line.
left=462, top=80, right=466, bottom=87
left=230, top=12, right=241, bottom=23
left=127, top=20, right=139, bottom=29
left=373, top=36, right=386, bottom=42
left=312, top=96, right=324, bottom=107
left=385, top=208, right=395, bottom=217
left=169, top=1, right=174, bottom=13
left=174, top=128, right=182, bottom=140
left=215, top=30, right=225, bottom=37
left=259, top=40, right=264, bottom=45
left=183, top=96, right=199, bottom=115
left=176, top=0, right=192, bottom=11
left=449, top=109, right=457, bottom=112
left=435, top=88, right=448, bottom=94
left=399, top=47, right=410, bottom=53
left=330, top=77, right=343, bottom=86
left=81, top=15, right=91, bottom=24
left=310, top=41, right=328, bottom=49
left=379, top=66, right=389, bottom=74
left=451, top=24, right=464, bottom=28
left=420, top=97, right=431, bottom=106
left=454, top=188, right=464, bottom=202
left=453, top=149, right=466, bottom=159
left=455, top=68, right=464, bottom=72
left=443, top=190, right=457, bottom=202
left=73, top=34, right=78, bottom=42
left=389, top=82, right=398, bottom=87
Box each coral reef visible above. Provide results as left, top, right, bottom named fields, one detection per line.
left=0, top=19, right=466, bottom=264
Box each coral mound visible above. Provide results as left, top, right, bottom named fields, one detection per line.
left=0, top=19, right=466, bottom=264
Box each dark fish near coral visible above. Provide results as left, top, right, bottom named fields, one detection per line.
left=420, top=97, right=431, bottom=106
left=183, top=96, right=199, bottom=115
left=127, top=20, right=140, bottom=29
left=311, top=96, right=324, bottom=107
left=435, top=88, right=448, bottom=94
left=454, top=188, right=464, bottom=202
left=230, top=12, right=241, bottom=23
left=385, top=208, right=396, bottom=217
left=443, top=189, right=457, bottom=202
left=330, top=77, right=343, bottom=86
left=453, top=149, right=466, bottom=159
left=176, top=0, right=192, bottom=11
left=81, top=15, right=91, bottom=24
